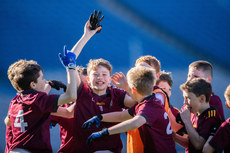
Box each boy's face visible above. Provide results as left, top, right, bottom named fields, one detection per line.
left=33, top=70, right=46, bottom=92
left=88, top=65, right=111, bottom=94
left=187, top=68, right=209, bottom=82
left=158, top=81, right=171, bottom=97
left=183, top=91, right=200, bottom=114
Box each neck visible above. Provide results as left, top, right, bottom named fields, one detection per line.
left=92, top=89, right=107, bottom=96
left=137, top=94, right=152, bottom=103
left=198, top=102, right=210, bottom=115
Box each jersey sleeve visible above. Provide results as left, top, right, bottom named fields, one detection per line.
left=209, top=119, right=230, bottom=152
left=35, top=93, right=59, bottom=113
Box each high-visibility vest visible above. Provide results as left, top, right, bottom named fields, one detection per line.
left=127, top=87, right=182, bottom=153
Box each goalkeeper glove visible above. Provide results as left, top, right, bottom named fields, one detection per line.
left=89, top=10, right=104, bottom=33
left=48, top=80, right=66, bottom=92
left=87, top=128, right=109, bottom=145
left=58, top=45, right=76, bottom=70
left=82, top=114, right=103, bottom=129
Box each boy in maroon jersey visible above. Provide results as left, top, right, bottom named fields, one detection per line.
left=203, top=84, right=230, bottom=153
left=83, top=66, right=177, bottom=153
left=182, top=60, right=225, bottom=123
left=174, top=78, right=223, bottom=153
left=57, top=11, right=136, bottom=153
left=5, top=47, right=77, bottom=153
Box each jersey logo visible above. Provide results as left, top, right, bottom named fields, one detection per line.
left=208, top=110, right=216, bottom=118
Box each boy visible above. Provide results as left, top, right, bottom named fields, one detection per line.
left=76, top=66, right=88, bottom=84
left=83, top=66, right=177, bottom=153
left=5, top=48, right=77, bottom=153
left=179, top=60, right=225, bottom=134
left=174, top=78, right=222, bottom=153
left=112, top=55, right=181, bottom=153
left=156, top=71, right=173, bottom=97
left=203, top=84, right=230, bottom=153
left=63, top=12, right=136, bottom=152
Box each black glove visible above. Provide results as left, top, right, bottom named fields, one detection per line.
left=89, top=10, right=104, bottom=33
left=82, top=114, right=103, bottom=129
left=87, top=128, right=109, bottom=145
left=49, top=80, right=67, bottom=92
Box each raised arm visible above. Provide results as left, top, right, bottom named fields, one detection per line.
left=57, top=46, right=77, bottom=106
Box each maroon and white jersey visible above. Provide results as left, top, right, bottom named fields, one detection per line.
left=73, top=84, right=126, bottom=153
left=128, top=94, right=177, bottom=153
left=209, top=118, right=230, bottom=153
left=186, top=107, right=223, bottom=153
left=50, top=103, right=75, bottom=153
left=8, top=90, right=59, bottom=153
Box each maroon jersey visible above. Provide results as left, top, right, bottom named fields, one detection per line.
left=50, top=103, right=75, bottom=153
left=209, top=118, right=230, bottom=153
left=186, top=107, right=222, bottom=153
left=181, top=92, right=225, bottom=126
left=5, top=126, right=13, bottom=153
left=128, top=94, right=176, bottom=153
left=8, top=90, right=59, bottom=153
left=73, top=84, right=126, bottom=153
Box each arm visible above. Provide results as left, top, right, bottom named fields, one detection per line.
left=82, top=109, right=132, bottom=129
left=4, top=115, right=11, bottom=126
left=172, top=131, right=189, bottom=148
left=203, top=136, right=215, bottom=153
left=108, top=115, right=146, bottom=135
left=51, top=103, right=76, bottom=118
left=86, top=115, right=146, bottom=144
left=180, top=109, right=206, bottom=150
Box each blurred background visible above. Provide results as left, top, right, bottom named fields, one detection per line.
left=1, top=0, right=230, bottom=152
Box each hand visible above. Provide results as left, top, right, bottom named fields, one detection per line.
left=82, top=114, right=102, bottom=129
left=180, top=108, right=191, bottom=124
left=48, top=80, right=67, bottom=92
left=58, top=45, right=76, bottom=69
left=111, top=72, right=129, bottom=91
left=87, top=128, right=109, bottom=145
left=89, top=10, right=104, bottom=33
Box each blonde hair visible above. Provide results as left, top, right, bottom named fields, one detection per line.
left=127, top=66, right=156, bottom=95
left=135, top=55, right=161, bottom=74
left=87, top=58, right=112, bottom=75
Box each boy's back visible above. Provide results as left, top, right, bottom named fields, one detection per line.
left=9, top=91, right=58, bottom=152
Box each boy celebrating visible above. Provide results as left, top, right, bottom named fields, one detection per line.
left=203, top=84, right=230, bottom=153
left=83, top=66, right=177, bottom=153
left=174, top=78, right=222, bottom=153
left=6, top=48, right=77, bottom=153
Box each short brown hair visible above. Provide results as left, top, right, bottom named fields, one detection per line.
left=224, top=85, right=230, bottom=104
left=127, top=66, right=156, bottom=95
left=180, top=78, right=212, bottom=102
left=156, top=71, right=173, bottom=87
left=87, top=58, right=112, bottom=75
left=135, top=55, right=161, bottom=74
left=189, top=60, right=213, bottom=78
left=8, top=60, right=42, bottom=91
left=76, top=66, right=87, bottom=75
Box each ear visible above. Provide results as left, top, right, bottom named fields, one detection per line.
left=30, top=82, right=36, bottom=90
left=199, top=94, right=206, bottom=103
left=131, top=87, right=137, bottom=94
left=156, top=72, right=160, bottom=80
left=207, top=76, right=212, bottom=83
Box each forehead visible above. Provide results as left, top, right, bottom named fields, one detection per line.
left=158, top=81, right=170, bottom=88
left=183, top=90, right=196, bottom=98
left=90, top=65, right=110, bottom=74
left=188, top=68, right=205, bottom=77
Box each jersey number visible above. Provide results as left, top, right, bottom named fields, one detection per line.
left=164, top=112, right=172, bottom=135
left=14, top=110, right=28, bottom=132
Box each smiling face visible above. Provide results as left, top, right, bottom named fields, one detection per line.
left=183, top=91, right=200, bottom=114
left=158, top=81, right=171, bottom=97
left=88, top=65, right=111, bottom=95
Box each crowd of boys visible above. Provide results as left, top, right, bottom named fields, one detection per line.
left=4, top=10, right=230, bottom=153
